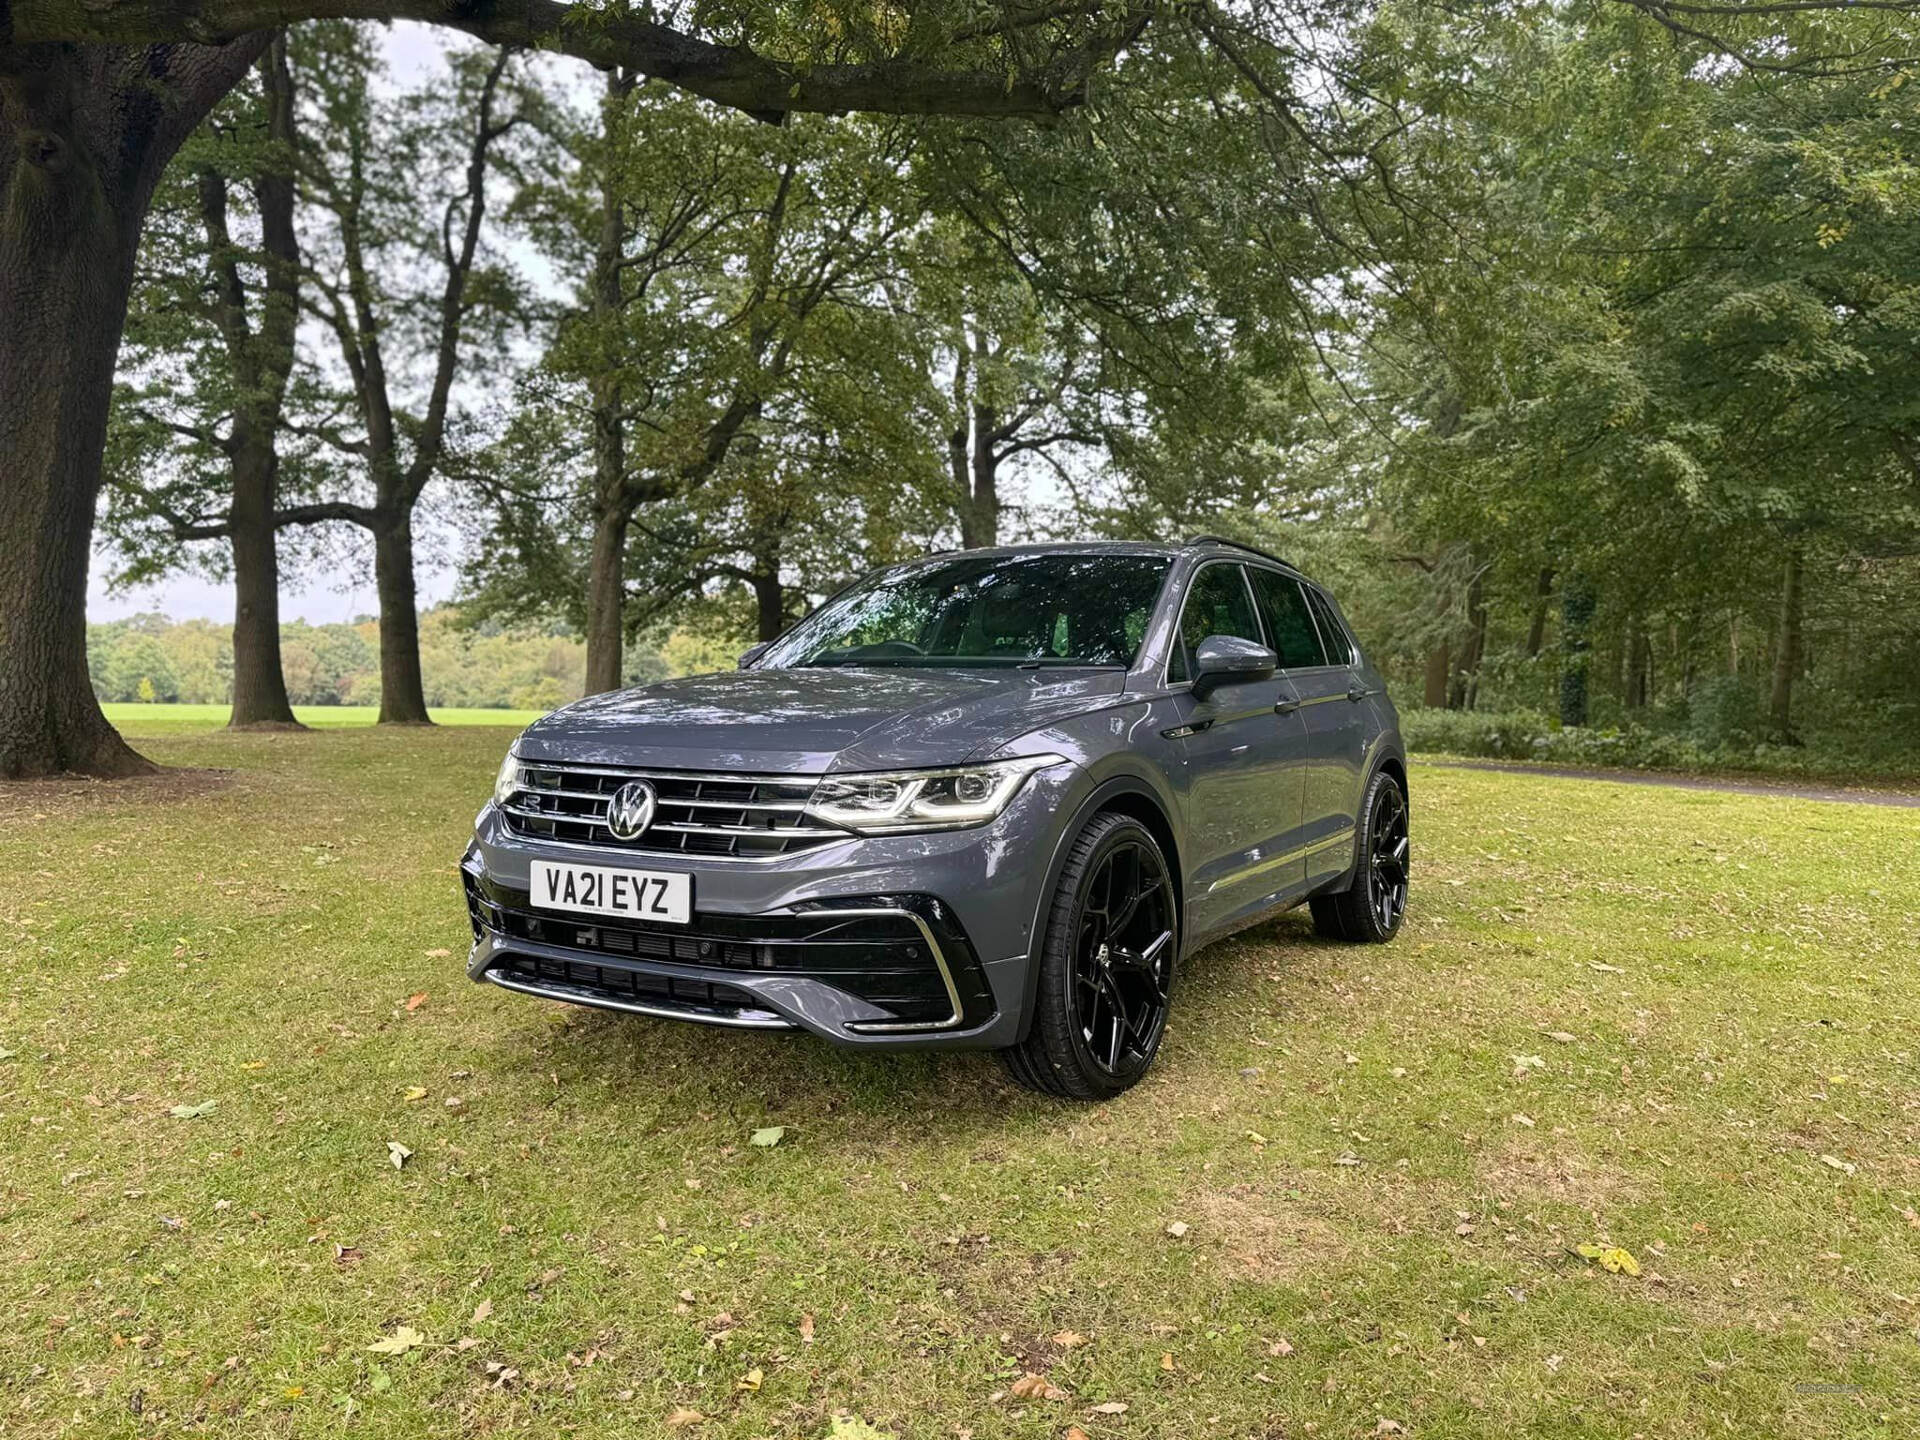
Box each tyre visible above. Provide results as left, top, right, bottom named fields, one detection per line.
left=1000, top=812, right=1179, bottom=1100
left=1310, top=769, right=1410, bottom=943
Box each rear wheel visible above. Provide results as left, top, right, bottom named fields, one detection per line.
left=1000, top=813, right=1178, bottom=1100
left=1309, top=770, right=1410, bottom=944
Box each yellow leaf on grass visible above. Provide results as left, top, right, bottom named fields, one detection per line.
left=403, top=1086, right=429, bottom=1102
left=665, top=1406, right=704, bottom=1428
left=366, top=1324, right=426, bottom=1355
left=1575, top=1242, right=1641, bottom=1276
left=736, top=1367, right=763, bottom=1392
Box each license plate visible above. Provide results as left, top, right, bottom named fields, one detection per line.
left=529, top=859, right=691, bottom=925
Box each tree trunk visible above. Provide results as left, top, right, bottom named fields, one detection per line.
left=1524, top=566, right=1553, bottom=658
left=0, top=42, right=261, bottom=778
left=583, top=505, right=629, bottom=695
left=1423, top=642, right=1450, bottom=709
left=1625, top=623, right=1650, bottom=709
left=1767, top=544, right=1803, bottom=743
left=753, top=563, right=784, bottom=642
left=962, top=401, right=1001, bottom=548
left=1449, top=568, right=1486, bottom=711
left=1559, top=571, right=1595, bottom=728
left=372, top=513, right=431, bottom=724
left=0, top=54, right=149, bottom=777
left=227, top=450, right=300, bottom=727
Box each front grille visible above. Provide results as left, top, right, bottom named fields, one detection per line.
left=499, top=763, right=845, bottom=860
left=490, top=953, right=785, bottom=1026
left=464, top=869, right=995, bottom=1031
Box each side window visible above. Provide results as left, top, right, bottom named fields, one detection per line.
left=1168, top=563, right=1261, bottom=684
left=1304, top=587, right=1356, bottom=666
left=1250, top=569, right=1328, bottom=669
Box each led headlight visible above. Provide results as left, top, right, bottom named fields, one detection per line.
left=805, top=754, right=1065, bottom=834
left=493, top=747, right=522, bottom=808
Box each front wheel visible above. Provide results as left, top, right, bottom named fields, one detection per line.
left=1000, top=813, right=1179, bottom=1100
left=1309, top=769, right=1410, bottom=943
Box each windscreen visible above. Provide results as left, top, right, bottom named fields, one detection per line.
left=758, top=552, right=1173, bottom=669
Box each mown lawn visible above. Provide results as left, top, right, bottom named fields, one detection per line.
left=3, top=717, right=1916, bottom=1438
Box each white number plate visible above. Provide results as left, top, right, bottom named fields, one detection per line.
left=529, top=860, right=691, bottom=925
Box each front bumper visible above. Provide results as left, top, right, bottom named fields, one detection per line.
left=459, top=773, right=1073, bottom=1049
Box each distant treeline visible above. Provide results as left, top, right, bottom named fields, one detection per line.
left=87, top=607, right=596, bottom=711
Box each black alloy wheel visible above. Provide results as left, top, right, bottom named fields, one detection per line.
left=1310, top=769, right=1412, bottom=944
left=1001, top=812, right=1179, bottom=1099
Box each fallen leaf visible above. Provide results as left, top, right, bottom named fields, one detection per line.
left=1009, top=1372, right=1066, bottom=1401
left=1269, top=1337, right=1294, bottom=1357
left=1375, top=1421, right=1405, bottom=1436
left=241, top=1060, right=267, bottom=1071
left=736, top=1367, right=763, bottom=1392
left=1545, top=1030, right=1577, bottom=1043
left=1245, top=1130, right=1268, bottom=1146
left=1160, top=1352, right=1176, bottom=1372
left=799, top=1312, right=815, bottom=1343
left=1820, top=1154, right=1857, bottom=1176
left=1575, top=1242, right=1642, bottom=1276
left=403, top=1086, right=429, bottom=1102
left=471, top=1299, right=493, bottom=1325
left=1511, top=1054, right=1545, bottom=1076
left=1164, top=1220, right=1190, bottom=1239
left=1052, top=1330, right=1087, bottom=1349
left=1588, top=961, right=1623, bottom=973
left=1066, top=1428, right=1094, bottom=1440
left=387, top=1140, right=412, bottom=1170
left=1511, top=1114, right=1535, bottom=1128
left=1089, top=1400, right=1129, bottom=1414
left=365, top=1325, right=426, bottom=1355
left=749, top=1126, right=786, bottom=1148
left=169, top=1100, right=217, bottom=1119
left=405, top=992, right=429, bottom=1011
left=424, top=948, right=452, bottom=958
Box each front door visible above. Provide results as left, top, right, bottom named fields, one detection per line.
left=1164, top=562, right=1311, bottom=938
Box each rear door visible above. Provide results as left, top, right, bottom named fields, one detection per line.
left=1297, top=582, right=1373, bottom=886
left=1165, top=561, right=1309, bottom=937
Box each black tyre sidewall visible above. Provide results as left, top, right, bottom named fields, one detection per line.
left=1029, top=813, right=1178, bottom=1097
left=1351, top=770, right=1409, bottom=942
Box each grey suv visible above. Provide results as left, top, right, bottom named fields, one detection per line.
left=461, top=538, right=1408, bottom=1098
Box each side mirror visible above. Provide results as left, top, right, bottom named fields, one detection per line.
left=1192, top=634, right=1277, bottom=697
left=737, top=642, right=771, bottom=669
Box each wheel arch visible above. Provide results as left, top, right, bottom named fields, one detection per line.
left=1014, top=773, right=1185, bottom=1044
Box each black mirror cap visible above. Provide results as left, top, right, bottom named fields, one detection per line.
left=1191, top=634, right=1277, bottom=696
left=738, top=642, right=772, bottom=669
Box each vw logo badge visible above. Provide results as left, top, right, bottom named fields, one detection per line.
left=605, top=780, right=657, bottom=841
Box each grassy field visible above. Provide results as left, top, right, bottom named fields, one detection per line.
left=4, top=716, right=1917, bottom=1438
left=99, top=703, right=546, bottom=734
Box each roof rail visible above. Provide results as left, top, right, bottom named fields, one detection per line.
left=1184, top=534, right=1295, bottom=570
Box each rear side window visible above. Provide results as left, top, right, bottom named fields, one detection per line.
left=1249, top=568, right=1328, bottom=669
left=1168, top=563, right=1261, bottom=684
left=1304, top=586, right=1357, bottom=665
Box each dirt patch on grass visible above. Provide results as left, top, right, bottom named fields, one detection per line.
left=1474, top=1138, right=1640, bottom=1214
left=1189, top=1183, right=1352, bottom=1284
left=0, top=767, right=233, bottom=816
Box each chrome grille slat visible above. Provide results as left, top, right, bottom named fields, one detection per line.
left=501, top=762, right=845, bottom=862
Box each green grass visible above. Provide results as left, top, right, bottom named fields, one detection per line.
left=3, top=727, right=1917, bottom=1438
left=102, top=703, right=544, bottom=735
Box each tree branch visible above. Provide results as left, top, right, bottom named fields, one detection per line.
left=10, top=0, right=1092, bottom=120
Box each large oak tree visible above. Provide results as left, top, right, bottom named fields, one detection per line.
left=0, top=0, right=1119, bottom=778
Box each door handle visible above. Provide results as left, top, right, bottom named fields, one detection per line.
left=1273, top=698, right=1300, bottom=716
left=1346, top=685, right=1370, bottom=703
